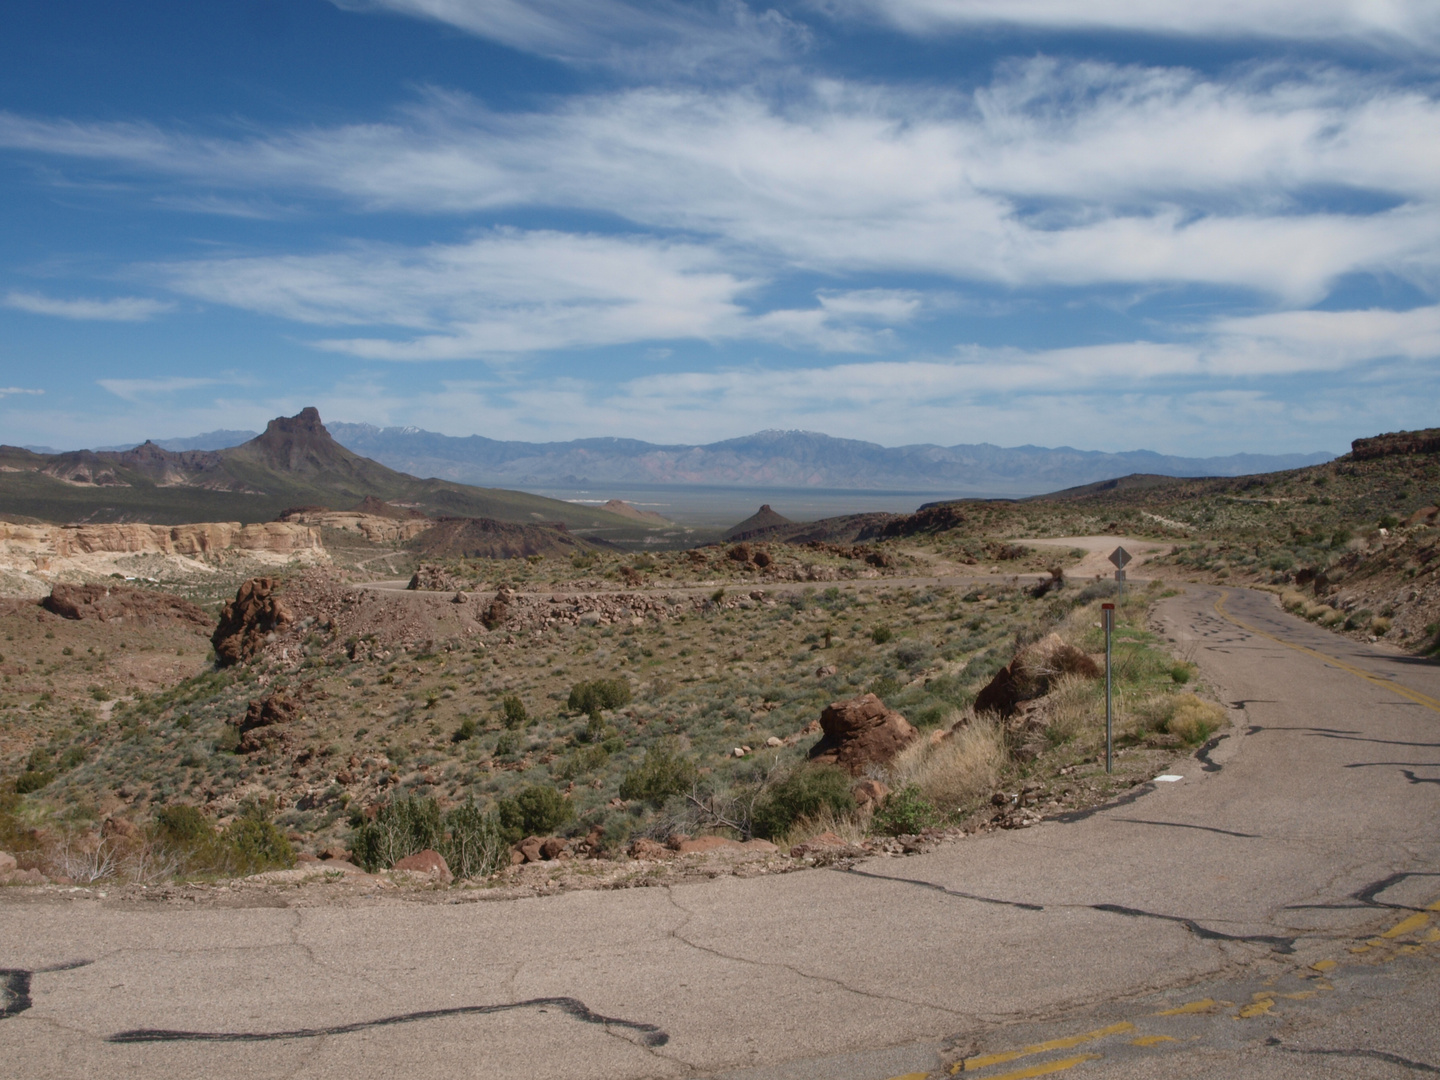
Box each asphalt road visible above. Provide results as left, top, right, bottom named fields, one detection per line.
left=2, top=584, right=1438, bottom=1079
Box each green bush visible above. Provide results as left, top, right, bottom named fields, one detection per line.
left=556, top=744, right=610, bottom=780
left=154, top=803, right=213, bottom=847
left=501, top=695, right=528, bottom=729
left=871, top=784, right=941, bottom=836
left=350, top=796, right=443, bottom=872
left=496, top=784, right=573, bottom=845
left=14, top=770, right=53, bottom=794
left=618, top=741, right=697, bottom=807
left=494, top=732, right=520, bottom=759
left=1170, top=664, right=1192, bottom=685
left=751, top=765, right=855, bottom=840
left=452, top=717, right=478, bottom=743
left=568, top=678, right=631, bottom=718
left=871, top=626, right=893, bottom=644
left=223, top=812, right=296, bottom=876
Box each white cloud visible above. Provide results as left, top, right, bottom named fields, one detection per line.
left=97, top=377, right=240, bottom=403
left=330, top=0, right=806, bottom=72
left=0, top=386, right=44, bottom=398
left=4, top=291, right=175, bottom=322
left=4, top=63, right=1438, bottom=305
left=818, top=0, right=1440, bottom=51
left=155, top=229, right=906, bottom=357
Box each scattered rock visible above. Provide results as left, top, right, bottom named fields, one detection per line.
left=672, top=836, right=743, bottom=855
left=765, top=736, right=784, bottom=747
left=235, top=692, right=302, bottom=753
left=516, top=835, right=546, bottom=863
left=741, top=839, right=779, bottom=853
left=0, top=867, right=47, bottom=886
left=973, top=633, right=1100, bottom=718
left=212, top=578, right=295, bottom=667
left=789, top=831, right=864, bottom=860
left=539, top=837, right=568, bottom=860
left=483, top=587, right=514, bottom=630
left=100, top=816, right=141, bottom=842
left=815, top=664, right=838, bottom=678
left=628, top=838, right=672, bottom=860
left=318, top=846, right=349, bottom=861
left=392, top=849, right=453, bottom=882
left=807, top=693, right=919, bottom=775
left=0, top=851, right=15, bottom=874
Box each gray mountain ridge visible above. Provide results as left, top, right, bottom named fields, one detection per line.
left=322, top=424, right=1337, bottom=498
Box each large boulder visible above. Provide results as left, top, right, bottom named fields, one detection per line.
left=392, top=849, right=452, bottom=883
left=43, top=583, right=211, bottom=628
left=212, top=578, right=294, bottom=666
left=235, top=692, right=302, bottom=753
left=973, top=633, right=1100, bottom=718
left=807, top=693, right=918, bottom=775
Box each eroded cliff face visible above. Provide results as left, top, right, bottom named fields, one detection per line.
left=0, top=520, right=327, bottom=596
left=274, top=510, right=433, bottom=544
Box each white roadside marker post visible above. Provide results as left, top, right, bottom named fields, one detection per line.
left=1102, top=602, right=1115, bottom=774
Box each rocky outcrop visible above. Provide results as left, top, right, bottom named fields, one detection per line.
left=808, top=693, right=919, bottom=775
left=0, top=520, right=321, bottom=559
left=724, top=504, right=794, bottom=541
left=278, top=507, right=433, bottom=544
left=1350, top=428, right=1440, bottom=461
left=973, top=633, right=1101, bottom=718
left=42, top=583, right=212, bottom=628
left=213, top=578, right=296, bottom=666
left=235, top=691, right=302, bottom=753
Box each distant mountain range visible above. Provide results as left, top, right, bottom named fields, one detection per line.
left=0, top=411, right=642, bottom=532
left=323, top=424, right=1336, bottom=498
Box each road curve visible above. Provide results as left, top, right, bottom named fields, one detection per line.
left=2, top=584, right=1437, bottom=1079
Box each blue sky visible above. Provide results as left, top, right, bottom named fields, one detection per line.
left=1, top=1, right=1438, bottom=455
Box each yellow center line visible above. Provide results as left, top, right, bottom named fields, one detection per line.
left=959, top=1022, right=1134, bottom=1071
left=1381, top=911, right=1433, bottom=939
left=1213, top=594, right=1440, bottom=715
left=1131, top=1035, right=1176, bottom=1046
left=1154, top=998, right=1222, bottom=1016
left=981, top=1054, right=1102, bottom=1080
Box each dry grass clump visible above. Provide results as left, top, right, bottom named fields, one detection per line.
left=1043, top=673, right=1102, bottom=746
left=1164, top=694, right=1226, bottom=745
left=885, top=714, right=1006, bottom=812
left=776, top=804, right=872, bottom=850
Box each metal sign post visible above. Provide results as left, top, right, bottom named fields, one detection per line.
left=1101, top=602, right=1115, bottom=774
left=1108, top=546, right=1131, bottom=599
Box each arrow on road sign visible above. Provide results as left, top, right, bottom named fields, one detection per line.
left=1109, top=546, right=1132, bottom=569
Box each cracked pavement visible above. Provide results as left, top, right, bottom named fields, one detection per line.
left=2, top=583, right=1438, bottom=1078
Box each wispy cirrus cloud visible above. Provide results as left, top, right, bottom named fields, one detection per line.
left=330, top=0, right=807, bottom=73
left=817, top=0, right=1440, bottom=51
left=97, top=376, right=240, bottom=403
left=4, top=290, right=175, bottom=321
left=154, top=230, right=910, bottom=358
left=0, top=386, right=45, bottom=398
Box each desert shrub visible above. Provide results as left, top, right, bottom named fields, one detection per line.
left=452, top=717, right=478, bottom=743
left=1165, top=694, right=1226, bottom=745
left=887, top=717, right=1006, bottom=811
left=14, top=768, right=54, bottom=794
left=872, top=784, right=941, bottom=836
left=441, top=800, right=508, bottom=879
left=1170, top=664, right=1192, bottom=684
left=153, top=804, right=213, bottom=848
left=894, top=640, right=934, bottom=669
left=350, top=796, right=443, bottom=872
left=871, top=626, right=893, bottom=644
left=494, top=732, right=520, bottom=759
left=568, top=678, right=632, bottom=718
left=618, top=741, right=698, bottom=807
left=496, top=784, right=573, bottom=844
left=1043, top=674, right=1099, bottom=747
left=751, top=765, right=855, bottom=840
left=222, top=810, right=296, bottom=876
left=1371, top=616, right=1393, bottom=636
left=556, top=744, right=610, bottom=780
left=501, top=695, right=528, bottom=729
